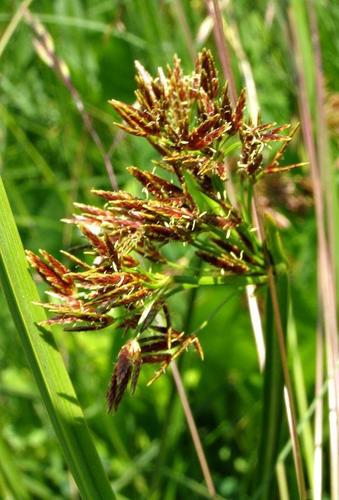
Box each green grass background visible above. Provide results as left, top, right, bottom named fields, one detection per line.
left=0, top=1, right=338, bottom=499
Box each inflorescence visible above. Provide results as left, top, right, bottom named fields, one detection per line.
left=27, top=49, right=301, bottom=411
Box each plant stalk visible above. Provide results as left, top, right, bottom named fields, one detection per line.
left=171, top=361, right=216, bottom=498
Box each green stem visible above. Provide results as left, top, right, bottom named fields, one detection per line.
left=253, top=284, right=284, bottom=500
left=173, top=272, right=268, bottom=287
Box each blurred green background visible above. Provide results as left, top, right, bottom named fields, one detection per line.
left=0, top=1, right=338, bottom=499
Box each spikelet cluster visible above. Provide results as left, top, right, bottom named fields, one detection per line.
left=27, top=50, right=300, bottom=410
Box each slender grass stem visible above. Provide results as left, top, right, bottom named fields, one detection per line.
left=23, top=8, right=118, bottom=190
left=0, top=0, right=32, bottom=58
left=288, top=10, right=339, bottom=499
left=276, top=461, right=290, bottom=500
left=306, top=1, right=335, bottom=276
left=255, top=285, right=284, bottom=499
left=278, top=378, right=329, bottom=463
left=171, top=361, right=216, bottom=498
left=305, top=18, right=339, bottom=496
left=152, top=260, right=217, bottom=498
left=204, top=0, right=237, bottom=105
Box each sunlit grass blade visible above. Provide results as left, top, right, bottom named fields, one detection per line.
left=0, top=177, right=115, bottom=500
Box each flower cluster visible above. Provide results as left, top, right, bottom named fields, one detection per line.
left=27, top=49, right=299, bottom=410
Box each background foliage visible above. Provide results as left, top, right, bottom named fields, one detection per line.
left=0, top=1, right=338, bottom=499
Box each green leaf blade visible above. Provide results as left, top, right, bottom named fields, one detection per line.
left=0, top=177, right=115, bottom=500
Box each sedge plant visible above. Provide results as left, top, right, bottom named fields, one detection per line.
left=1, top=1, right=336, bottom=498
left=26, top=49, right=303, bottom=420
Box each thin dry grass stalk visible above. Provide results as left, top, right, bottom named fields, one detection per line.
left=23, top=8, right=118, bottom=190
left=205, top=0, right=237, bottom=106
left=306, top=5, right=328, bottom=498
left=288, top=10, right=339, bottom=499
left=307, top=0, right=336, bottom=287
left=0, top=0, right=33, bottom=58
left=171, top=361, right=216, bottom=497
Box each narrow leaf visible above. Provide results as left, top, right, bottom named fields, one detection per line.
left=0, top=178, right=115, bottom=500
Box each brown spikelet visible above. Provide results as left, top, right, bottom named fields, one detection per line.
left=196, top=251, right=249, bottom=274
left=26, top=250, right=74, bottom=296
left=200, top=48, right=219, bottom=100
left=128, top=167, right=185, bottom=201
left=109, top=99, right=158, bottom=136
left=233, top=89, right=246, bottom=131
left=107, top=340, right=142, bottom=412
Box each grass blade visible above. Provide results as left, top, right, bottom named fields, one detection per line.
left=254, top=284, right=284, bottom=500
left=288, top=305, right=314, bottom=490
left=0, top=177, right=115, bottom=500
left=288, top=306, right=314, bottom=490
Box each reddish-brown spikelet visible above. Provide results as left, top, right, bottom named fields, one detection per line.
left=107, top=339, right=142, bottom=412
left=26, top=250, right=74, bottom=296
left=128, top=167, right=185, bottom=201
left=196, top=251, right=249, bottom=274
